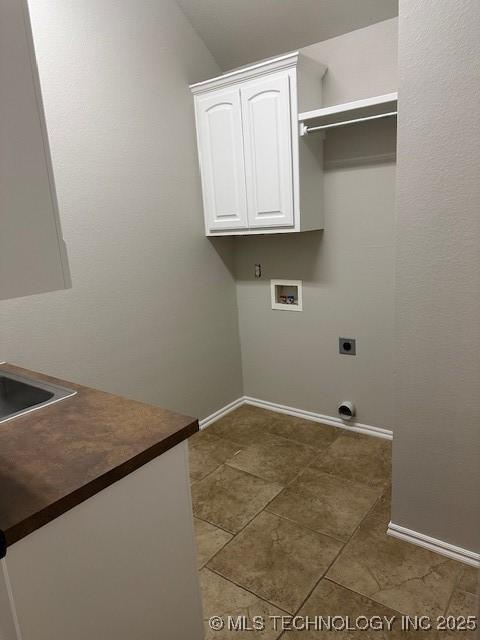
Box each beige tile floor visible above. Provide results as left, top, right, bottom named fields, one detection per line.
left=188, top=406, right=479, bottom=639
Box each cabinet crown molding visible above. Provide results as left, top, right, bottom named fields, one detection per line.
left=190, top=51, right=326, bottom=95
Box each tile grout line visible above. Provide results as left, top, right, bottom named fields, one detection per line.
left=189, top=438, right=245, bottom=487
left=202, top=429, right=346, bottom=542
left=192, top=463, right=283, bottom=534
left=323, top=577, right=406, bottom=616
left=205, top=565, right=293, bottom=616
left=194, top=513, right=235, bottom=537
left=190, top=408, right=393, bottom=621
left=442, top=566, right=464, bottom=616
left=276, top=578, right=408, bottom=640
left=203, top=471, right=285, bottom=548
left=190, top=464, right=222, bottom=487
left=193, top=461, right=292, bottom=581
left=192, top=424, right=342, bottom=545
left=290, top=489, right=390, bottom=617
left=191, top=423, right=338, bottom=493
left=198, top=473, right=387, bottom=617
left=225, top=429, right=386, bottom=493
left=318, top=503, right=463, bottom=619
left=324, top=502, right=467, bottom=618
left=196, top=455, right=331, bottom=613
left=259, top=434, right=387, bottom=552
left=195, top=407, right=352, bottom=491
left=262, top=508, right=346, bottom=545
left=221, top=427, right=341, bottom=489
left=261, top=420, right=343, bottom=452
left=278, top=432, right=343, bottom=486
left=193, top=409, right=466, bottom=627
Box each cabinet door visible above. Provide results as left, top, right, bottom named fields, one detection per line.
left=241, top=73, right=294, bottom=228
left=195, top=89, right=248, bottom=232
left=0, top=0, right=70, bottom=300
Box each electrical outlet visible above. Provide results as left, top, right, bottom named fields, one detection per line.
left=254, top=264, right=262, bottom=278
left=339, top=337, right=356, bottom=355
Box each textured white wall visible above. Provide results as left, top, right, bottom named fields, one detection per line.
left=235, top=19, right=398, bottom=430
left=392, top=0, right=480, bottom=552
left=0, top=0, right=243, bottom=420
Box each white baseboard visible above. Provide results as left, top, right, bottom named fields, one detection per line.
left=243, top=396, right=393, bottom=440
left=199, top=395, right=392, bottom=440
left=387, top=522, right=480, bottom=568
left=199, top=397, right=245, bottom=429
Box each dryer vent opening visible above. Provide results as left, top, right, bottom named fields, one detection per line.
left=338, top=402, right=355, bottom=420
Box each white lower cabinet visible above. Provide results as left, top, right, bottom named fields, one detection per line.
left=0, top=443, right=203, bottom=640
left=191, top=52, right=327, bottom=236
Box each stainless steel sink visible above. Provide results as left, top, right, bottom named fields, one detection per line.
left=0, top=368, right=76, bottom=423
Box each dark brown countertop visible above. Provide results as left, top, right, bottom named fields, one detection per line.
left=0, top=364, right=198, bottom=550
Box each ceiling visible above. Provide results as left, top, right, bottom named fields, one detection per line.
left=176, top=0, right=398, bottom=71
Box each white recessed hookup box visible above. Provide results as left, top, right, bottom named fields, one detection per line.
left=271, top=279, right=303, bottom=311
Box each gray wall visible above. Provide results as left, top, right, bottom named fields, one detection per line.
left=235, top=19, right=398, bottom=429
left=0, top=0, right=243, bottom=420
left=392, top=0, right=480, bottom=552
left=175, top=0, right=398, bottom=72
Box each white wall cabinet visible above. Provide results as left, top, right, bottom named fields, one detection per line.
left=0, top=0, right=70, bottom=300
left=191, top=52, right=326, bottom=236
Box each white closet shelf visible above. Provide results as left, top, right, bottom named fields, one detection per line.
left=299, top=91, right=397, bottom=135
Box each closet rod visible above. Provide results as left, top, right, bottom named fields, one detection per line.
left=301, top=110, right=397, bottom=135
